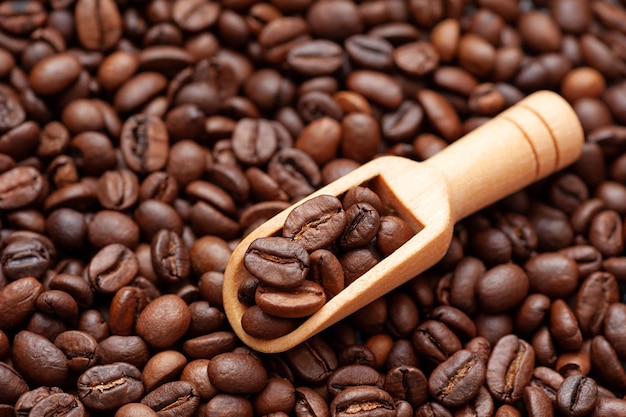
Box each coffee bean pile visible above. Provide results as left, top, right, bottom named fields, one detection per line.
left=240, top=189, right=415, bottom=338
left=1, top=0, right=626, bottom=416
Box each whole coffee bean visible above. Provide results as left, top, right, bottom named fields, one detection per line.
left=287, top=40, right=343, bottom=76
left=416, top=89, right=462, bottom=141
left=0, top=276, right=43, bottom=330
left=180, top=359, right=218, bottom=401
left=231, top=118, right=278, bottom=166
left=486, top=334, right=535, bottom=403
left=244, top=237, right=310, bottom=289
left=327, top=365, right=383, bottom=396
left=74, top=0, right=122, bottom=50
left=286, top=336, right=337, bottom=384
left=589, top=210, right=623, bottom=256
left=376, top=215, right=414, bottom=257
left=268, top=148, right=321, bottom=200
left=54, top=330, right=99, bottom=372
left=98, top=335, right=150, bottom=369
left=141, top=381, right=199, bottom=417
left=296, top=117, right=342, bottom=165
left=295, top=387, right=330, bottom=417
left=602, top=302, right=626, bottom=359
left=28, top=52, right=82, bottom=95
left=78, top=362, right=144, bottom=411
left=428, top=305, right=476, bottom=340
left=428, top=350, right=485, bottom=408
left=394, top=41, right=439, bottom=76
left=557, top=375, right=597, bottom=417
left=253, top=377, right=296, bottom=415
left=150, top=229, right=190, bottom=284
left=88, top=243, right=138, bottom=294
left=12, top=330, right=68, bottom=386
left=550, top=299, right=583, bottom=351
left=87, top=210, right=140, bottom=249
left=120, top=114, right=169, bottom=174
left=136, top=294, right=191, bottom=348
left=340, top=202, right=380, bottom=250
left=384, top=365, right=428, bottom=408
left=256, top=280, right=326, bottom=318
left=29, top=393, right=86, bottom=417
left=415, top=402, right=453, bottom=417
left=182, top=331, right=237, bottom=359
left=524, top=252, right=579, bottom=298
left=208, top=352, right=268, bottom=394
left=575, top=271, right=619, bottom=337
left=36, top=289, right=78, bottom=320
left=97, top=169, right=139, bottom=211
left=204, top=394, right=253, bottom=417
left=413, top=320, right=462, bottom=364
left=283, top=195, right=346, bottom=252
left=306, top=0, right=363, bottom=41
left=115, top=403, right=158, bottom=417
left=309, top=249, right=344, bottom=299
left=0, top=361, right=28, bottom=405
left=523, top=386, right=553, bottom=417
left=345, top=34, right=394, bottom=70
left=476, top=264, right=528, bottom=313
left=340, top=112, right=381, bottom=163
left=514, top=293, right=551, bottom=337
left=346, top=70, right=403, bottom=109
left=109, top=286, right=147, bottom=336
left=330, top=386, right=395, bottom=417
left=0, top=165, right=43, bottom=210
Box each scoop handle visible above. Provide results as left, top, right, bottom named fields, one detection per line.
left=424, top=90, right=584, bottom=222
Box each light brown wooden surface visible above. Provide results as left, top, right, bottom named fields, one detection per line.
left=223, top=91, right=584, bottom=353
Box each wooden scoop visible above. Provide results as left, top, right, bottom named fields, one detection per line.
left=223, top=90, right=584, bottom=353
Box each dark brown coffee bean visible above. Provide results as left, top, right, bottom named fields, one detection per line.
left=29, top=393, right=86, bottom=417
left=555, top=375, right=597, bottom=417
left=0, top=361, right=28, bottom=405
left=340, top=203, right=380, bottom=250
left=346, top=70, right=403, bottom=109
left=307, top=0, right=362, bottom=41
left=78, top=362, right=144, bottom=411
left=98, top=335, right=150, bottom=369
left=575, top=271, right=619, bottom=337
left=54, top=330, right=99, bottom=373
left=88, top=243, right=138, bottom=295
left=550, top=299, right=583, bottom=351
left=28, top=52, right=82, bottom=95
left=244, top=237, right=310, bottom=289
left=205, top=394, right=253, bottom=417
left=252, top=377, right=296, bottom=415
left=525, top=252, right=579, bottom=298
left=141, top=381, right=199, bottom=417
left=74, top=0, right=122, bottom=50
left=136, top=294, right=191, bottom=348
left=413, top=320, right=462, bottom=364
left=476, top=264, right=528, bottom=313
left=330, top=386, right=395, bottom=417
left=486, top=335, right=535, bottom=403
left=286, top=336, right=337, bottom=384
left=295, top=386, right=329, bottom=417
left=0, top=276, right=43, bottom=330
left=523, top=386, right=553, bottom=417
left=150, top=229, right=190, bottom=284
left=241, top=304, right=300, bottom=339
left=589, top=210, right=623, bottom=256
left=115, top=403, right=158, bottom=417
left=288, top=40, right=343, bottom=76
left=256, top=280, right=326, bottom=318
left=309, top=249, right=344, bottom=299
left=327, top=365, right=383, bottom=396
left=416, top=89, right=462, bottom=141
left=268, top=148, right=321, bottom=200
left=344, top=35, right=394, bottom=71
left=377, top=215, right=414, bottom=256
left=428, top=350, right=485, bottom=408
left=12, top=330, right=68, bottom=386
left=0, top=165, right=43, bottom=210
left=120, top=114, right=169, bottom=174
left=384, top=365, right=428, bottom=408
left=96, top=169, right=139, bottom=211
left=394, top=41, right=439, bottom=76
left=182, top=331, right=237, bottom=359
left=208, top=352, right=268, bottom=394
left=283, top=195, right=346, bottom=252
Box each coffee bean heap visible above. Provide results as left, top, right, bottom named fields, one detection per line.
left=240, top=189, right=415, bottom=338
left=1, top=0, right=626, bottom=416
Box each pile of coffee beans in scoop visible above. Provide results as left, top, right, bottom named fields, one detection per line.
left=2, top=0, right=626, bottom=416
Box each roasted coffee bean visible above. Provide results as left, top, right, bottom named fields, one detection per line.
left=556, top=375, right=597, bottom=417
left=523, top=386, right=553, bottom=417
left=120, top=114, right=169, bottom=174
left=286, top=336, right=337, bottom=384
left=0, top=276, right=43, bottom=330
left=88, top=243, right=138, bottom=295
left=295, top=387, right=330, bottom=417
left=589, top=210, right=623, bottom=256
left=12, top=330, right=68, bottom=386
left=575, top=272, right=619, bottom=337
left=244, top=237, right=310, bottom=289
left=428, top=350, right=485, bottom=408
left=78, top=362, right=144, bottom=411
left=150, top=229, right=190, bottom=284
left=340, top=202, right=380, bottom=250
left=287, top=40, right=343, bottom=76
left=208, top=352, right=268, bottom=394
left=476, top=263, right=528, bottom=313
left=136, top=294, right=191, bottom=348
left=140, top=381, right=199, bottom=417
left=54, top=330, right=99, bottom=372
left=97, top=169, right=139, bottom=211
left=74, top=0, right=122, bottom=51
left=384, top=365, right=428, bottom=408
left=327, top=365, right=383, bottom=396
left=0, top=165, right=43, bottom=210
left=283, top=195, right=346, bottom=252
left=330, top=386, right=395, bottom=417
left=486, top=335, right=535, bottom=403
left=255, top=280, right=326, bottom=318
left=413, top=320, right=462, bottom=364
left=525, top=252, right=579, bottom=298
